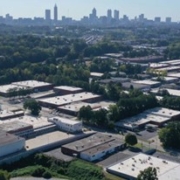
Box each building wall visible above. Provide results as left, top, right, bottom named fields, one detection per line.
left=80, top=144, right=125, bottom=162
left=49, top=118, right=82, bottom=133
left=0, top=138, right=25, bottom=157
left=80, top=146, right=116, bottom=162
left=54, top=88, right=83, bottom=95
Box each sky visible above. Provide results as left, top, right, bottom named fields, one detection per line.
left=1, top=0, right=180, bottom=21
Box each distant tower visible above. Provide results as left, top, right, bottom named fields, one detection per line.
left=45, top=9, right=51, bottom=21
left=54, top=4, right=58, bottom=22
left=92, top=8, right=97, bottom=18
left=107, top=9, right=112, bottom=20
left=114, top=10, right=119, bottom=20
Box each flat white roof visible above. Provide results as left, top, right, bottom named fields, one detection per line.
left=160, top=59, right=180, bottom=64
left=0, top=110, right=24, bottom=118
left=12, top=80, right=51, bottom=88
left=49, top=116, right=81, bottom=125
left=168, top=72, right=180, bottom=78
left=150, top=63, right=168, bottom=68
left=54, top=86, right=83, bottom=91
left=0, top=115, right=53, bottom=129
left=39, top=92, right=101, bottom=106
left=107, top=153, right=180, bottom=180
left=116, top=113, right=169, bottom=129
left=90, top=72, right=104, bottom=77
left=145, top=107, right=180, bottom=118
left=59, top=101, right=115, bottom=112
left=152, top=76, right=178, bottom=81
left=0, top=84, right=22, bottom=94
left=115, top=107, right=180, bottom=129
left=152, top=88, right=180, bottom=97
left=132, top=80, right=160, bottom=86
left=156, top=66, right=180, bottom=71
left=26, top=131, right=74, bottom=150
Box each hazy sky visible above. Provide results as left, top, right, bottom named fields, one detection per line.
left=1, top=0, right=180, bottom=21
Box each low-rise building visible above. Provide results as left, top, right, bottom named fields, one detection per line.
left=12, top=80, right=53, bottom=92
left=0, top=121, right=33, bottom=137
left=53, top=86, right=83, bottom=95
left=0, top=131, right=25, bottom=157
left=39, top=92, right=102, bottom=108
left=0, top=109, right=24, bottom=120
left=61, top=133, right=125, bottom=161
left=107, top=153, right=180, bottom=180
left=132, top=80, right=161, bottom=88
left=80, top=139, right=125, bottom=162
left=58, top=101, right=115, bottom=116
left=115, top=107, right=180, bottom=131
left=48, top=117, right=82, bottom=133
left=0, top=116, right=57, bottom=138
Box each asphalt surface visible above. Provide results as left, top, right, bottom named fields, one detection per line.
left=44, top=148, right=74, bottom=162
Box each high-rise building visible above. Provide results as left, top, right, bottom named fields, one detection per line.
left=166, top=17, right=171, bottom=23
left=154, top=17, right=161, bottom=23
left=114, top=10, right=119, bottom=20
left=92, top=8, right=97, bottom=18
left=54, top=4, right=58, bottom=22
left=107, top=9, right=112, bottom=21
left=139, top=14, right=144, bottom=21
left=45, top=9, right=51, bottom=21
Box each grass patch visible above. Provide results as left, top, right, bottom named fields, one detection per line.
left=104, top=172, right=125, bottom=180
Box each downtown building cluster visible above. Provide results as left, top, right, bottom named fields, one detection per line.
left=0, top=4, right=174, bottom=27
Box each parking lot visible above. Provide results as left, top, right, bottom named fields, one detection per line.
left=97, top=151, right=130, bottom=167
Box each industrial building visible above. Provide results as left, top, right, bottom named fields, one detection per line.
left=107, top=153, right=180, bottom=180
left=0, top=109, right=24, bottom=120
left=115, top=107, right=180, bottom=131
left=0, top=84, right=27, bottom=97
left=58, top=101, right=115, bottom=116
left=61, top=133, right=125, bottom=162
left=38, top=92, right=102, bottom=108
left=151, top=88, right=180, bottom=97
left=0, top=121, right=33, bottom=137
left=0, top=131, right=25, bottom=157
left=48, top=117, right=82, bottom=133
left=12, top=80, right=53, bottom=92
left=0, top=116, right=57, bottom=138
left=80, top=139, right=125, bottom=162
left=121, top=82, right=151, bottom=91
left=132, top=80, right=161, bottom=88
left=53, top=86, right=83, bottom=95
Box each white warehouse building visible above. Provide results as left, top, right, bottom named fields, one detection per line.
left=0, top=131, right=25, bottom=158
left=48, top=117, right=82, bottom=133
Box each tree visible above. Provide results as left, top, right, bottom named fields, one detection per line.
left=137, top=167, right=158, bottom=180
left=23, top=99, right=41, bottom=116
left=0, top=170, right=10, bottom=180
left=125, top=133, right=137, bottom=146
left=158, top=122, right=180, bottom=149
left=78, top=106, right=93, bottom=122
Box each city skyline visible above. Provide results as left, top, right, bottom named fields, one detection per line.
left=1, top=0, right=180, bottom=21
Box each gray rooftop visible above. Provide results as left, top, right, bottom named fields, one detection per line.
left=62, top=133, right=116, bottom=152
left=0, top=121, right=32, bottom=133
left=0, top=131, right=24, bottom=147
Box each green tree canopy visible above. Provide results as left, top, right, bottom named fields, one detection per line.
left=125, top=133, right=138, bottom=146
left=158, top=122, right=180, bottom=149
left=23, top=99, right=42, bottom=116
left=137, top=167, right=158, bottom=180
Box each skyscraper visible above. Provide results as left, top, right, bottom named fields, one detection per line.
left=45, top=9, right=51, bottom=21
left=54, top=4, right=58, bottom=22
left=92, top=8, right=97, bottom=18
left=107, top=9, right=112, bottom=21
left=114, top=10, right=119, bottom=20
